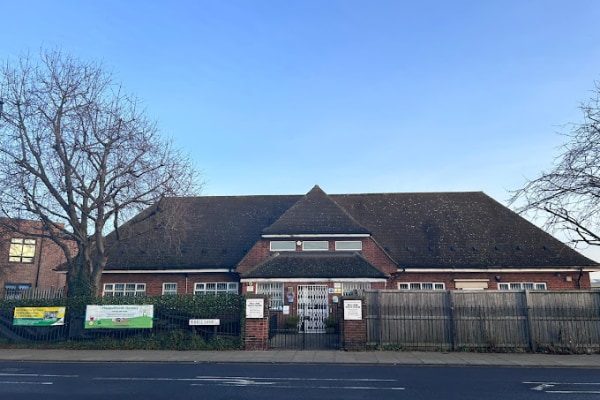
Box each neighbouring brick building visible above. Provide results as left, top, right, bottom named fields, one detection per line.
left=102, top=186, right=599, bottom=332
left=0, top=219, right=68, bottom=298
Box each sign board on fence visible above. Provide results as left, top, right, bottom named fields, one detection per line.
left=13, top=307, right=66, bottom=326
left=344, top=300, right=362, bottom=320
left=245, top=298, right=264, bottom=319
left=84, top=305, right=154, bottom=329
left=189, top=319, right=220, bottom=326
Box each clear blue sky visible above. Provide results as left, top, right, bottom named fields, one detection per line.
left=3, top=1, right=600, bottom=263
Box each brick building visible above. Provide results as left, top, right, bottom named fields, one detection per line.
left=102, top=186, right=599, bottom=331
left=0, top=219, right=68, bottom=298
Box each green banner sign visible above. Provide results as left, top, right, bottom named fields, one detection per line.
left=85, top=305, right=154, bottom=329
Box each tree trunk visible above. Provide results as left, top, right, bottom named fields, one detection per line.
left=66, top=257, right=96, bottom=297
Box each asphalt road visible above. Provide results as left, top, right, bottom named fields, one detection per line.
left=1, top=361, right=600, bottom=400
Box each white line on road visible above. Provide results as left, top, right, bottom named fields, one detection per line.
left=525, top=381, right=600, bottom=395
left=0, top=381, right=53, bottom=385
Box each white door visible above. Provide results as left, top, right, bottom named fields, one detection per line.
left=297, top=285, right=328, bottom=333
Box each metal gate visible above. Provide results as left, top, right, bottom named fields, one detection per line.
left=268, top=285, right=340, bottom=350
left=298, top=285, right=328, bottom=333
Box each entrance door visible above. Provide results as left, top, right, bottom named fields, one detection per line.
left=297, top=285, right=328, bottom=333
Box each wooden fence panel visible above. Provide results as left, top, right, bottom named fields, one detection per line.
left=452, top=291, right=528, bottom=351
left=527, top=291, right=600, bottom=352
left=364, top=290, right=600, bottom=353
left=364, top=290, right=451, bottom=350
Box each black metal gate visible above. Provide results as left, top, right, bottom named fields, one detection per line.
left=268, top=302, right=340, bottom=350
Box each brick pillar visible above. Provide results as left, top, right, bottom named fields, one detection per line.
left=341, top=297, right=367, bottom=351
left=243, top=296, right=270, bottom=350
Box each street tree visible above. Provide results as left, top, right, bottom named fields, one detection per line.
left=0, top=50, right=201, bottom=296
left=511, top=81, right=600, bottom=249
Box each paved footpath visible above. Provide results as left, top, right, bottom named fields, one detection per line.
left=0, top=349, right=599, bottom=368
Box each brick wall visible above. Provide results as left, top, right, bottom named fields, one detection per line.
left=392, top=271, right=592, bottom=290
left=243, top=296, right=269, bottom=350
left=0, top=220, right=68, bottom=291
left=100, top=272, right=239, bottom=296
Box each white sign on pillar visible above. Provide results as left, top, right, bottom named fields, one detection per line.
left=344, top=300, right=362, bottom=320
left=245, top=298, right=265, bottom=319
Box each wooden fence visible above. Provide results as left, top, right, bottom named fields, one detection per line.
left=364, top=290, right=600, bottom=353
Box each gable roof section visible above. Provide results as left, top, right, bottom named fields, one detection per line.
left=241, top=252, right=388, bottom=279
left=332, top=191, right=597, bottom=268
left=104, top=195, right=300, bottom=271
left=262, top=185, right=370, bottom=236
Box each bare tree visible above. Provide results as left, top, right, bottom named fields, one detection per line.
left=511, top=81, right=600, bottom=249
left=0, top=50, right=201, bottom=296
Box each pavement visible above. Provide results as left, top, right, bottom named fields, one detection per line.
left=0, top=349, right=599, bottom=368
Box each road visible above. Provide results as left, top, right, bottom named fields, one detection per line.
left=1, top=361, right=599, bottom=399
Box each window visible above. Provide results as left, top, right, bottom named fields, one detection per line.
left=302, top=241, right=328, bottom=251
left=194, top=282, right=238, bottom=295
left=4, top=283, right=31, bottom=299
left=398, top=282, right=445, bottom=290
left=9, top=238, right=36, bottom=263
left=498, top=282, right=547, bottom=290
left=256, top=282, right=284, bottom=309
left=335, top=241, right=362, bottom=251
left=270, top=241, right=296, bottom=251
left=162, top=283, right=178, bottom=295
left=103, top=283, right=146, bottom=297
left=342, top=282, right=371, bottom=296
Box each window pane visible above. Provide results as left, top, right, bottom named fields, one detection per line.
left=270, top=241, right=296, bottom=251
left=422, top=283, right=433, bottom=290
left=302, top=241, right=328, bottom=251
left=335, top=241, right=362, bottom=251
left=410, top=283, right=421, bottom=290
left=509, top=283, right=522, bottom=290
left=398, top=283, right=409, bottom=290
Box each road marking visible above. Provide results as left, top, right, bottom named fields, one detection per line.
left=0, top=373, right=78, bottom=378
left=0, top=381, right=53, bottom=385
left=525, top=381, right=600, bottom=394
left=96, top=375, right=405, bottom=390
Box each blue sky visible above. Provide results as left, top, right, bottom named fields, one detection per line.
left=3, top=1, right=600, bottom=263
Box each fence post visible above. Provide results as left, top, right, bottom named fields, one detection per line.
left=341, top=296, right=367, bottom=351
left=447, top=290, right=456, bottom=351
left=524, top=290, right=535, bottom=352
left=243, top=296, right=270, bottom=350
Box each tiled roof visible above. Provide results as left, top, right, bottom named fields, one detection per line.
left=241, top=252, right=388, bottom=279
left=104, top=188, right=598, bottom=271
left=262, top=185, right=370, bottom=235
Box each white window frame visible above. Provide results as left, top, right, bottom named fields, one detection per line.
left=9, top=238, right=37, bottom=263
left=498, top=282, right=547, bottom=290
left=270, top=241, right=296, bottom=251
left=194, top=282, right=239, bottom=295
left=398, top=282, right=445, bottom=290
left=335, top=241, right=362, bottom=251
left=302, top=241, right=328, bottom=251
left=103, top=283, right=146, bottom=297
left=342, top=282, right=371, bottom=296
left=256, top=282, right=284, bottom=309
left=162, top=282, right=178, bottom=295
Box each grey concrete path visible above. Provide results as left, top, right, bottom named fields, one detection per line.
left=0, top=349, right=599, bottom=368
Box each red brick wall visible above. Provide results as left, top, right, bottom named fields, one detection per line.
left=100, top=272, right=239, bottom=296
left=243, top=296, right=269, bottom=350
left=0, top=220, right=68, bottom=291
left=237, top=237, right=396, bottom=276
left=392, top=271, right=592, bottom=290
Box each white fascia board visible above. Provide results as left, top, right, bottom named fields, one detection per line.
left=103, top=269, right=232, bottom=274
left=400, top=267, right=599, bottom=273
left=261, top=234, right=370, bottom=238
left=240, top=278, right=387, bottom=283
